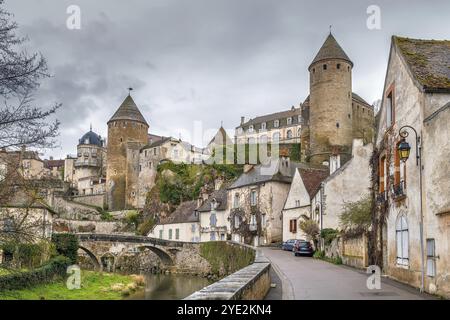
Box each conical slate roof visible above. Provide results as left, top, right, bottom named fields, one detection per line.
left=309, top=33, right=353, bottom=69
left=108, top=95, right=149, bottom=126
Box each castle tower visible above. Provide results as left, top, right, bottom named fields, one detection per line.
left=308, top=33, right=353, bottom=165
left=106, top=94, right=149, bottom=210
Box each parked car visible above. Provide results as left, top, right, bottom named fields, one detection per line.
left=282, top=239, right=296, bottom=251
left=293, top=240, right=314, bottom=257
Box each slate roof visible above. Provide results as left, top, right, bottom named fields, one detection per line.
left=159, top=200, right=199, bottom=225
left=197, top=188, right=228, bottom=212
left=229, top=159, right=311, bottom=190
left=298, top=167, right=329, bottom=198
left=79, top=130, right=104, bottom=147
left=394, top=36, right=450, bottom=93
left=237, top=107, right=301, bottom=130
left=108, top=95, right=149, bottom=126
left=309, top=33, right=353, bottom=69
left=44, top=159, right=65, bottom=169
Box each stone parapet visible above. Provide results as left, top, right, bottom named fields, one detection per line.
left=185, top=249, right=271, bottom=300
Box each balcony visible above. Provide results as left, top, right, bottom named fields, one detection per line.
left=376, top=191, right=387, bottom=204
left=200, top=226, right=227, bottom=233
left=392, top=180, right=406, bottom=199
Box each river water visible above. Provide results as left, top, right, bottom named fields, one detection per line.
left=127, top=273, right=212, bottom=300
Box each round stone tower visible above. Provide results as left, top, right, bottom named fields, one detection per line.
left=308, top=33, right=353, bottom=165
left=106, top=95, right=149, bottom=210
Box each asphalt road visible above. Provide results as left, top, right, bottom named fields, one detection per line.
left=262, top=247, right=434, bottom=300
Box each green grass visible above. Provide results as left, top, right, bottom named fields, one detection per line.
left=0, top=270, right=139, bottom=300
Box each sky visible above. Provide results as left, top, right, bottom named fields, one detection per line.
left=4, top=0, right=450, bottom=159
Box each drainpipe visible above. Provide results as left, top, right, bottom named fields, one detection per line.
left=320, top=182, right=325, bottom=251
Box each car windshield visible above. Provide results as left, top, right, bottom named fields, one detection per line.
left=299, top=242, right=309, bottom=247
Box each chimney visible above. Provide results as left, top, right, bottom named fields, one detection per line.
left=240, top=116, right=245, bottom=125
left=50, top=156, right=54, bottom=160
left=243, top=164, right=254, bottom=173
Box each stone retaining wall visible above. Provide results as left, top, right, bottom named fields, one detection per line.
left=185, top=250, right=271, bottom=300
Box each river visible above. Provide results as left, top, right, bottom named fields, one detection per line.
left=127, top=273, right=212, bottom=300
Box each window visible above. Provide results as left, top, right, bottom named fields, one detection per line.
left=274, top=120, right=279, bottom=128
left=287, top=117, right=292, bottom=125
left=426, top=239, right=436, bottom=277
left=248, top=137, right=256, bottom=144
left=210, top=232, right=216, bottom=241
left=210, top=213, right=217, bottom=227
left=168, top=229, right=173, bottom=240
left=312, top=68, right=315, bottom=73
left=295, top=200, right=300, bottom=207
left=233, top=193, right=240, bottom=208
left=396, top=214, right=409, bottom=266
left=287, top=130, right=293, bottom=139
left=173, top=149, right=179, bottom=159
left=289, top=219, right=297, bottom=233
left=323, top=64, right=327, bottom=70
left=234, top=216, right=240, bottom=228
left=261, top=122, right=266, bottom=130
left=159, top=230, right=163, bottom=239
left=250, top=214, right=257, bottom=226
left=175, top=228, right=180, bottom=240
left=153, top=148, right=157, bottom=155
left=250, top=190, right=257, bottom=206
left=379, top=156, right=387, bottom=193
left=248, top=125, right=254, bottom=133
left=261, top=214, right=266, bottom=228
left=337, top=63, right=341, bottom=69
left=386, top=92, right=394, bottom=127
left=260, top=135, right=268, bottom=144
left=273, top=132, right=280, bottom=142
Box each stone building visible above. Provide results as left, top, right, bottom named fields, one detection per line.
left=235, top=106, right=302, bottom=145
left=310, top=139, right=373, bottom=232
left=227, top=158, right=299, bottom=246
left=148, top=200, right=200, bottom=242
left=196, top=186, right=230, bottom=242
left=282, top=166, right=328, bottom=242
left=64, top=128, right=107, bottom=196
left=106, top=95, right=150, bottom=210
left=301, top=33, right=375, bottom=166
left=373, top=36, right=450, bottom=297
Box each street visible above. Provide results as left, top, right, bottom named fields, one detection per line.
left=262, top=247, right=434, bottom=300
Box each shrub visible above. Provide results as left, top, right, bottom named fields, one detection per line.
left=51, top=233, right=79, bottom=264
left=0, top=256, right=71, bottom=291
left=313, top=250, right=325, bottom=259
left=137, top=217, right=156, bottom=236
left=321, top=228, right=339, bottom=246
left=0, top=241, right=54, bottom=269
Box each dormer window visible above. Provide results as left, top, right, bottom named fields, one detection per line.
left=248, top=125, right=254, bottom=133
left=274, top=120, right=279, bottom=128
left=261, top=122, right=266, bottom=130
left=287, top=117, right=292, bottom=125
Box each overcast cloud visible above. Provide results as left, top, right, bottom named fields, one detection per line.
left=4, top=0, right=450, bottom=159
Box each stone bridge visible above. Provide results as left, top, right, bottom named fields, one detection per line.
left=75, top=233, right=205, bottom=273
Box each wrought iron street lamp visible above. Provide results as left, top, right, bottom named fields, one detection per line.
left=398, top=125, right=425, bottom=293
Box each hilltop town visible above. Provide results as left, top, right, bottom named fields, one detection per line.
left=1, top=29, right=449, bottom=300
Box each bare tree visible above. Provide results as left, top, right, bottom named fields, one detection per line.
left=0, top=0, right=60, bottom=150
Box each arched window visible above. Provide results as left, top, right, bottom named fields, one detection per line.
left=396, top=214, right=409, bottom=266
left=273, top=132, right=280, bottom=142
left=287, top=130, right=293, bottom=139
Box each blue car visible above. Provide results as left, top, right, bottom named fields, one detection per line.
left=282, top=239, right=296, bottom=251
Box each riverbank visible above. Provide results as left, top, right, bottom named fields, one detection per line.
left=0, top=270, right=143, bottom=300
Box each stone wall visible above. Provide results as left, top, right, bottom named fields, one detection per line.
left=325, top=234, right=368, bottom=269
left=71, top=194, right=106, bottom=209
left=185, top=250, right=270, bottom=300
left=49, top=194, right=100, bottom=220
left=53, top=218, right=126, bottom=234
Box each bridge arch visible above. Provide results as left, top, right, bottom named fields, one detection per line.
left=78, top=246, right=101, bottom=270
left=137, top=245, right=174, bottom=266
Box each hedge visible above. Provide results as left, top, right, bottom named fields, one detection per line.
left=0, top=256, right=71, bottom=291
left=51, top=233, right=79, bottom=264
